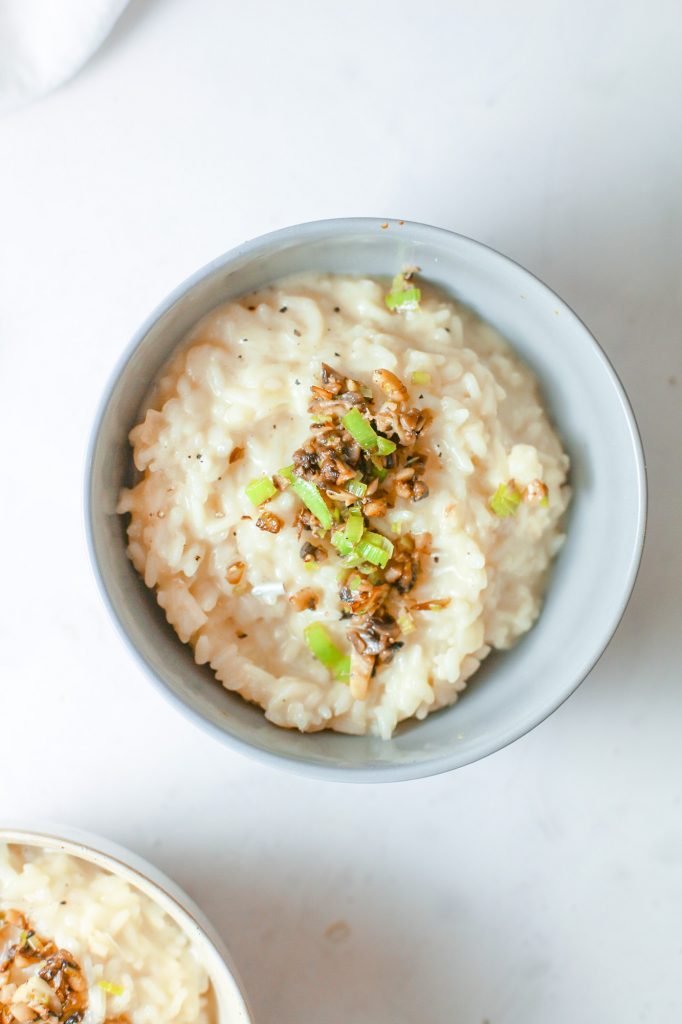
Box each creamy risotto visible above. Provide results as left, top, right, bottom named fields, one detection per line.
left=0, top=845, right=213, bottom=1024
left=118, top=272, right=570, bottom=738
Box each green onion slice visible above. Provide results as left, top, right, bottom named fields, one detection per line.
left=304, top=622, right=350, bottom=681
left=397, top=611, right=415, bottom=635
left=342, top=409, right=396, bottom=460
left=385, top=271, right=421, bottom=311
left=376, top=436, right=396, bottom=456
left=489, top=482, right=522, bottom=518
left=355, top=531, right=394, bottom=568
left=245, top=476, right=276, bottom=507
left=331, top=529, right=355, bottom=556
left=342, top=408, right=379, bottom=451
left=368, top=457, right=389, bottom=482
left=343, top=508, right=364, bottom=545
left=280, top=466, right=332, bottom=530
left=411, top=371, right=431, bottom=385
left=98, top=981, right=125, bottom=996
left=346, top=478, right=367, bottom=498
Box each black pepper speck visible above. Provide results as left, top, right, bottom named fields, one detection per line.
left=280, top=306, right=287, bottom=313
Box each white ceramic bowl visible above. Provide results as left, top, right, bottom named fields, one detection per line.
left=87, top=218, right=646, bottom=782
left=0, top=825, right=254, bottom=1023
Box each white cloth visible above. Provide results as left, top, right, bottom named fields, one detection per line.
left=0, top=0, right=130, bottom=115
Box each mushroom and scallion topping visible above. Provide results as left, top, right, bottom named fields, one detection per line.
left=232, top=274, right=549, bottom=699
left=238, top=352, right=442, bottom=697
left=0, top=910, right=128, bottom=1024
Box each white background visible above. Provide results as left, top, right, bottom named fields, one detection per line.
left=1, top=2, right=681, bottom=1022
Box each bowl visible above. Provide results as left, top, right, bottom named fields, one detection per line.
left=86, top=217, right=646, bottom=782
left=0, top=824, right=253, bottom=1023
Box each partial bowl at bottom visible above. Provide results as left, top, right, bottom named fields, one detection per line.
left=0, top=824, right=253, bottom=1024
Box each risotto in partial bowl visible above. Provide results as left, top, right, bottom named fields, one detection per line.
left=0, top=833, right=251, bottom=1024
left=116, top=270, right=571, bottom=739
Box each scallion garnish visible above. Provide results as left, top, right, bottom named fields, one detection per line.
left=411, top=371, right=431, bottom=385
left=331, top=529, right=355, bottom=556
left=385, top=271, right=421, bottom=312
left=490, top=482, right=522, bottom=518
left=397, top=611, right=415, bottom=635
left=245, top=476, right=277, bottom=507
left=342, top=408, right=379, bottom=451
left=304, top=622, right=350, bottom=681
left=342, top=408, right=396, bottom=461
left=280, top=466, right=332, bottom=530
left=355, top=531, right=394, bottom=568
left=98, top=981, right=125, bottom=996
left=343, top=508, right=364, bottom=545
left=376, top=436, right=397, bottom=456
left=368, top=457, right=389, bottom=482
left=346, top=478, right=367, bottom=498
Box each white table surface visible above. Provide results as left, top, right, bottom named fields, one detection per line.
left=2, top=2, right=681, bottom=1021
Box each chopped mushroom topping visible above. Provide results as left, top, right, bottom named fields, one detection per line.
left=289, top=588, right=320, bottom=612
left=226, top=561, right=245, bottom=584
left=524, top=479, right=549, bottom=504
left=255, top=511, right=283, bottom=533
left=0, top=912, right=89, bottom=1023
left=410, top=597, right=452, bottom=612
left=347, top=614, right=403, bottom=664
left=299, top=541, right=327, bottom=563
left=234, top=349, right=448, bottom=698
left=373, top=368, right=409, bottom=403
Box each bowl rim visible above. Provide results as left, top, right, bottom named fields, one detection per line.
left=85, top=216, right=648, bottom=783
left=0, top=823, right=254, bottom=1022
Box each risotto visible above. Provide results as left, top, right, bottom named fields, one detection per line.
left=0, top=845, right=213, bottom=1024
left=118, top=271, right=570, bottom=738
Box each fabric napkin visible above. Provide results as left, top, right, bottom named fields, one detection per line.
left=0, top=0, right=130, bottom=115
